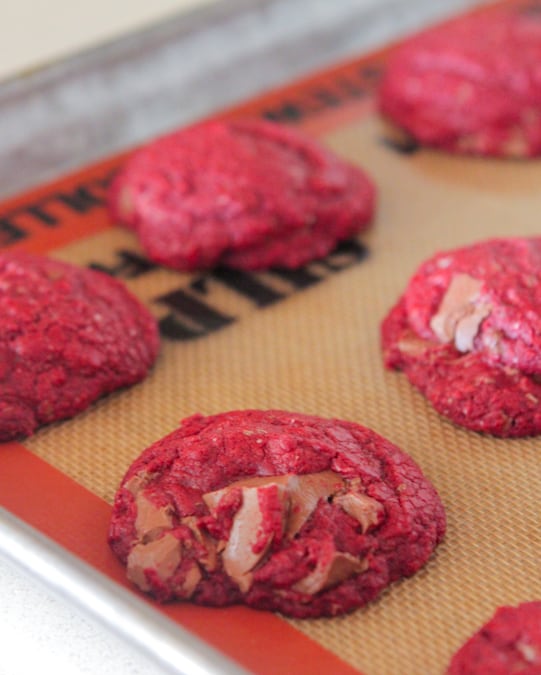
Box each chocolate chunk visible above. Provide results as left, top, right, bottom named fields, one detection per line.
left=134, top=493, right=173, bottom=542
left=286, top=471, right=344, bottom=537
left=334, top=492, right=383, bottom=532
left=293, top=550, right=367, bottom=595
left=181, top=516, right=218, bottom=571
left=430, top=274, right=491, bottom=352
left=221, top=483, right=288, bottom=592
left=127, top=533, right=181, bottom=591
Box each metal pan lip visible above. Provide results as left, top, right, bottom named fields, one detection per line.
left=0, top=506, right=249, bottom=675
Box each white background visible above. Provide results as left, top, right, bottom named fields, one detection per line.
left=0, top=0, right=215, bottom=82
left=0, top=556, right=167, bottom=675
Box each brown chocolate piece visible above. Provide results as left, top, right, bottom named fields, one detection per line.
left=293, top=551, right=367, bottom=595
left=127, top=533, right=181, bottom=592
left=286, top=471, right=344, bottom=537
left=396, top=335, right=430, bottom=358
left=203, top=471, right=358, bottom=592
left=202, top=474, right=292, bottom=512
left=124, top=472, right=150, bottom=495
left=334, top=492, right=383, bottom=533
left=221, top=483, right=288, bottom=592
left=179, top=564, right=203, bottom=597
left=125, top=472, right=174, bottom=543
left=125, top=474, right=203, bottom=597
left=134, top=493, right=173, bottom=542
left=516, top=642, right=538, bottom=664
left=430, top=274, right=491, bottom=352
left=204, top=470, right=344, bottom=536
left=181, top=516, right=218, bottom=572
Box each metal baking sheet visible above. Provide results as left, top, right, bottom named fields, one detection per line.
left=3, top=1, right=534, bottom=675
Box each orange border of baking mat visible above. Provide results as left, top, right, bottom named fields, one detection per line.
left=0, top=0, right=523, bottom=672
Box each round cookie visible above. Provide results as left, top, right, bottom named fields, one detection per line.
left=108, top=410, right=445, bottom=618
left=378, top=6, right=541, bottom=157
left=447, top=602, right=541, bottom=674
left=382, top=237, right=541, bottom=437
left=0, top=252, right=159, bottom=441
left=109, top=119, right=375, bottom=271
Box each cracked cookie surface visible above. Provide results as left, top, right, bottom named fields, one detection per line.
left=382, top=237, right=541, bottom=437
left=0, top=252, right=159, bottom=441
left=109, top=119, right=375, bottom=271
left=108, top=409, right=445, bottom=618
left=379, top=7, right=541, bottom=158
left=447, top=602, right=541, bottom=674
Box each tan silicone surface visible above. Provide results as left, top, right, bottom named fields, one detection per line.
left=24, top=114, right=541, bottom=674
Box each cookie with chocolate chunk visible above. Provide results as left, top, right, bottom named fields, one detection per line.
left=0, top=252, right=159, bottom=441
left=382, top=237, right=541, bottom=437
left=447, top=602, right=541, bottom=674
left=379, top=6, right=541, bottom=157
left=108, top=410, right=445, bottom=618
left=109, top=119, right=375, bottom=271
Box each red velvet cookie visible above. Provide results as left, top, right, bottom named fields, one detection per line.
left=447, top=602, right=541, bottom=674
left=382, top=237, right=541, bottom=437
left=109, top=119, right=375, bottom=271
left=0, top=253, right=159, bottom=441
left=379, top=7, right=541, bottom=157
left=108, top=410, right=445, bottom=618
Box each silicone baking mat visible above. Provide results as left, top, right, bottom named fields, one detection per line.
left=1, top=1, right=541, bottom=673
